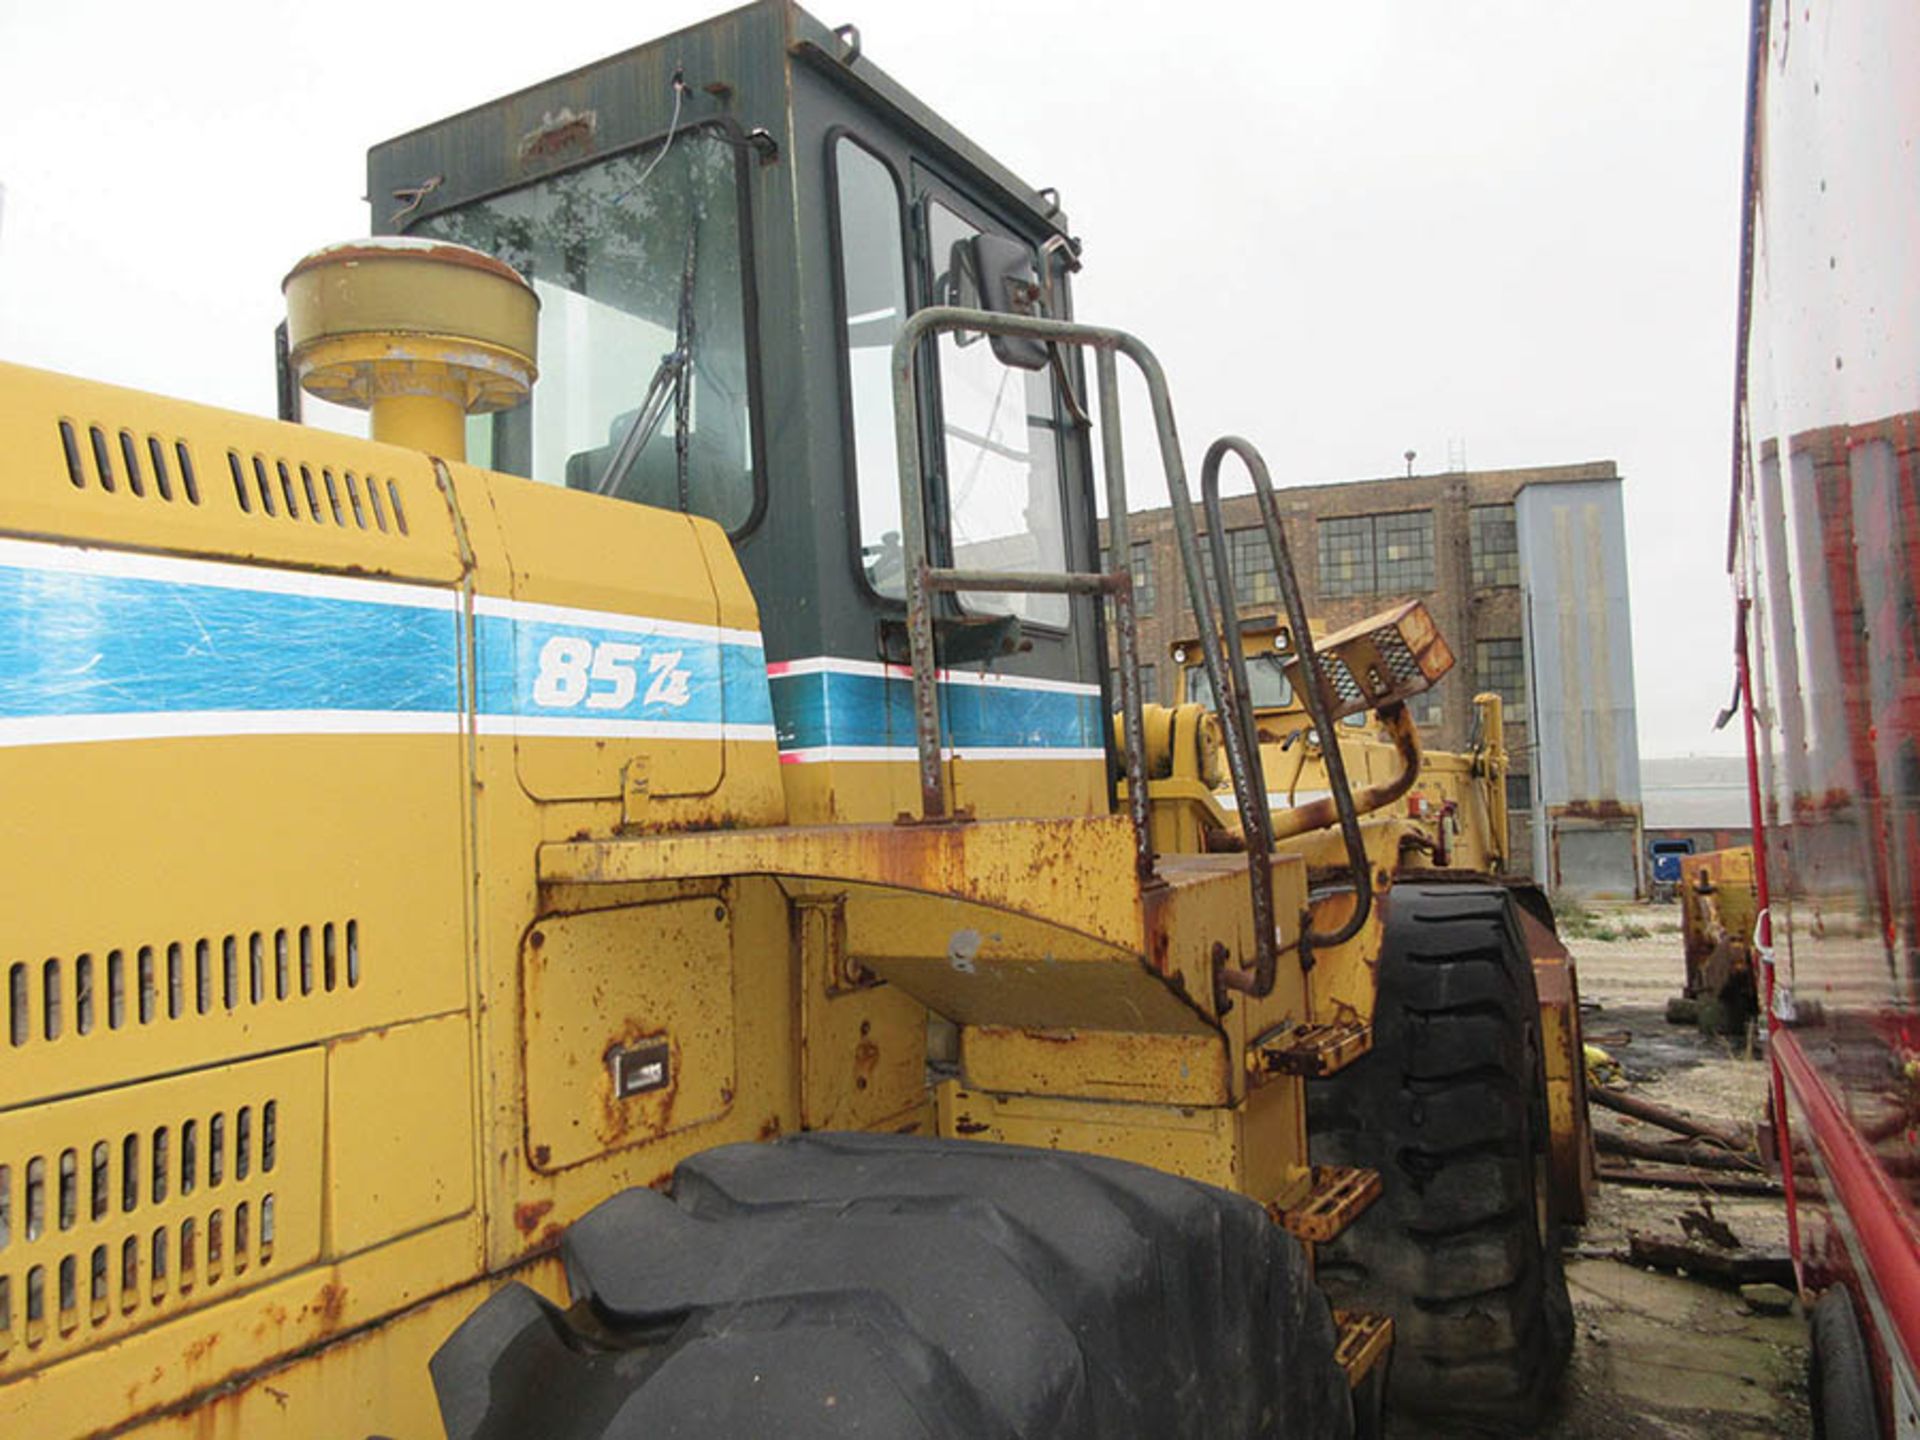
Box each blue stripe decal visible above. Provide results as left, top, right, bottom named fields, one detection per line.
left=0, top=564, right=460, bottom=718
left=0, top=546, right=772, bottom=739
left=768, top=669, right=1102, bottom=753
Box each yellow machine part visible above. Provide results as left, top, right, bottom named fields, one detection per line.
left=0, top=362, right=1360, bottom=1435
left=0, top=357, right=1582, bottom=1432
left=0, top=362, right=792, bottom=1433
left=1161, top=638, right=1590, bottom=1226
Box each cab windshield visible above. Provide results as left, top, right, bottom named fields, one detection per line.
left=1186, top=655, right=1294, bottom=711
left=413, top=128, right=756, bottom=532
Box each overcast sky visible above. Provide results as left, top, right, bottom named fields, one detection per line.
left=0, top=1, right=1749, bottom=757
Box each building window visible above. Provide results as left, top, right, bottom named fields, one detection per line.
left=1130, top=541, right=1156, bottom=616
left=1317, top=516, right=1375, bottom=597
left=1477, top=638, right=1528, bottom=712
left=1226, top=528, right=1279, bottom=605
left=1317, top=511, right=1435, bottom=597
left=1471, top=504, right=1520, bottom=588
left=1137, top=661, right=1158, bottom=704
left=1409, top=677, right=1442, bottom=728
left=1192, top=531, right=1276, bottom=608
left=1506, top=771, right=1532, bottom=812
left=1101, top=540, right=1158, bottom=618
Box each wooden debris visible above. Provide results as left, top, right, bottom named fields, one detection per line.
left=1590, top=1087, right=1751, bottom=1150
left=1595, top=1164, right=1782, bottom=1197
left=1627, top=1230, right=1794, bottom=1287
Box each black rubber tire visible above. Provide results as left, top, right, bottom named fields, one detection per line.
left=1308, top=883, right=1573, bottom=1431
left=433, top=1132, right=1353, bottom=1439
left=1809, top=1287, right=1879, bottom=1439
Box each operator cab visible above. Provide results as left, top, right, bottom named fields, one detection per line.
left=365, top=2, right=1107, bottom=822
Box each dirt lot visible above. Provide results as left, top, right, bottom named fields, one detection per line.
left=1392, top=901, right=1806, bottom=1438
left=1537, top=906, right=1807, bottom=1438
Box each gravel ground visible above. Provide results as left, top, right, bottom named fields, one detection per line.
left=1543, top=903, right=1807, bottom=1439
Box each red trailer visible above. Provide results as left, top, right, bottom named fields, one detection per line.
left=1733, top=3, right=1920, bottom=1434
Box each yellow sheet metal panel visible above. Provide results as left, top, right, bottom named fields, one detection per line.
left=1239, top=1068, right=1313, bottom=1215
left=1, top=1216, right=488, bottom=1437
left=106, top=1254, right=567, bottom=1440
left=793, top=895, right=930, bottom=1132
left=936, top=1083, right=1243, bottom=1191
left=2, top=736, right=469, bottom=1110
left=0, top=1049, right=323, bottom=1377
left=521, top=900, right=735, bottom=1174
left=958, top=1026, right=1229, bottom=1106
left=539, top=815, right=1148, bottom=951
left=0, top=363, right=461, bottom=582
left=950, top=752, right=1107, bottom=822
left=325, top=1015, right=476, bottom=1257
left=474, top=470, right=729, bottom=802
left=479, top=878, right=800, bottom=1268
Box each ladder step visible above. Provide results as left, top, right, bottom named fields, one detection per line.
left=1332, top=1309, right=1394, bottom=1386
left=1276, top=1164, right=1382, bottom=1242
left=1253, top=1019, right=1373, bottom=1078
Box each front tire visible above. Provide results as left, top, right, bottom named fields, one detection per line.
left=433, top=1132, right=1354, bottom=1439
left=1309, top=883, right=1573, bottom=1430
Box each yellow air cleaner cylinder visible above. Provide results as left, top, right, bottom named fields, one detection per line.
left=282, top=237, right=539, bottom=461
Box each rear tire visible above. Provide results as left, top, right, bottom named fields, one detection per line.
left=1809, top=1287, right=1879, bottom=1440
left=433, top=1132, right=1353, bottom=1439
left=1309, top=883, right=1573, bottom=1430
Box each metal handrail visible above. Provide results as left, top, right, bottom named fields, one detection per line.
left=887, top=307, right=1273, bottom=898
left=1200, top=437, right=1376, bottom=973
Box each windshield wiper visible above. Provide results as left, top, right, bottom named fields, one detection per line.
left=595, top=223, right=698, bottom=501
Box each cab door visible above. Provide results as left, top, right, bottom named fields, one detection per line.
left=909, top=174, right=1106, bottom=817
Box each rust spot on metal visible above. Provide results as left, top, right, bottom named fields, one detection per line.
left=1014, top=1026, right=1077, bottom=1045
left=952, top=1115, right=990, bottom=1135
left=758, top=1114, right=784, bottom=1140
left=309, top=1281, right=349, bottom=1335
left=514, top=1199, right=555, bottom=1236
left=538, top=1222, right=565, bottom=1248
left=1546, top=799, right=1642, bottom=823
left=285, top=238, right=532, bottom=288
left=183, top=1332, right=221, bottom=1368
left=517, top=106, right=599, bottom=162
left=532, top=1143, right=552, bottom=1167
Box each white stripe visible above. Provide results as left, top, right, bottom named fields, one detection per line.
left=950, top=746, right=1106, bottom=762
left=768, top=655, right=1100, bottom=696
left=0, top=711, right=780, bottom=748
left=0, top=710, right=461, bottom=747
left=477, top=715, right=776, bottom=743
left=778, top=744, right=1105, bottom=764
left=472, top=593, right=762, bottom=649
left=0, top=536, right=458, bottom=611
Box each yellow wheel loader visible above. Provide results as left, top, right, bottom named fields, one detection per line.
left=0, top=5, right=1587, bottom=1435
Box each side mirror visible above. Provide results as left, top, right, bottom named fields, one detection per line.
left=946, top=233, right=1051, bottom=371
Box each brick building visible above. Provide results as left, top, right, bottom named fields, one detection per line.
left=1100, top=459, right=1637, bottom=884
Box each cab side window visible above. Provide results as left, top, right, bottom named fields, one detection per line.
left=831, top=137, right=911, bottom=596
